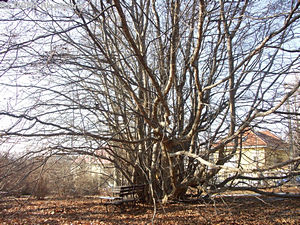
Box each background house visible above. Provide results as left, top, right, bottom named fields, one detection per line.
left=213, top=129, right=290, bottom=186
left=225, top=130, right=289, bottom=169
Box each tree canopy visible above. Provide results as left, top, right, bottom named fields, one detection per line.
left=0, top=0, right=300, bottom=202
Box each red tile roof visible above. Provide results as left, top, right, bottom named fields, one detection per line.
left=226, top=130, right=287, bottom=150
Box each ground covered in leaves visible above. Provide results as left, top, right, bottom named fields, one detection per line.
left=0, top=194, right=299, bottom=224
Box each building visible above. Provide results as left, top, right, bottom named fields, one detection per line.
left=225, top=130, right=289, bottom=169
left=214, top=129, right=290, bottom=186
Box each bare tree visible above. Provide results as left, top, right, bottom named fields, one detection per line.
left=0, top=0, right=300, bottom=202
left=283, top=75, right=300, bottom=178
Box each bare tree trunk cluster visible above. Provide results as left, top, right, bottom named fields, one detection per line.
left=0, top=0, right=299, bottom=202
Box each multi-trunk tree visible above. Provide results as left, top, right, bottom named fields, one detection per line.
left=0, top=0, right=300, bottom=202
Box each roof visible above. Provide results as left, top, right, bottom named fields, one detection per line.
left=226, top=129, right=287, bottom=150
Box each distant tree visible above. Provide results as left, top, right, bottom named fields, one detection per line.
left=0, top=150, right=46, bottom=197
left=284, top=76, right=300, bottom=171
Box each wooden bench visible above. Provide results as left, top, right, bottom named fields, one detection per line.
left=100, top=184, right=146, bottom=211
